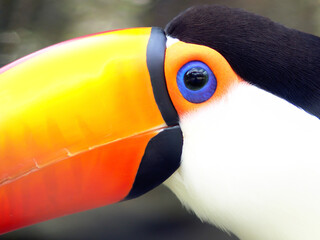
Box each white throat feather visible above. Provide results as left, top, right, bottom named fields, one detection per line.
left=165, top=82, right=320, bottom=240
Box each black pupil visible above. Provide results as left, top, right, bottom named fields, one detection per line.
left=183, top=67, right=209, bottom=91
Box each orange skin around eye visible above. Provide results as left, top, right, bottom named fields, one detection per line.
left=164, top=41, right=242, bottom=116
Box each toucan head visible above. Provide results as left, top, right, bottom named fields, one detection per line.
left=0, top=19, right=239, bottom=234
left=1, top=5, right=320, bottom=239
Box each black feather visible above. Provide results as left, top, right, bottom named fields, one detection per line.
left=165, top=5, right=320, bottom=118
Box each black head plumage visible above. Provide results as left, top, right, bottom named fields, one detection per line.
left=165, top=5, right=320, bottom=118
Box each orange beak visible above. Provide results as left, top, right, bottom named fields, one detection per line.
left=0, top=27, right=182, bottom=234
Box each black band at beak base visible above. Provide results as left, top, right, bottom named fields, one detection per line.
left=147, top=27, right=179, bottom=127
left=125, top=28, right=183, bottom=199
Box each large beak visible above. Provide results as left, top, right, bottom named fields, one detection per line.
left=0, top=27, right=182, bottom=234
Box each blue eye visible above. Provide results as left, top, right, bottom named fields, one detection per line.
left=177, top=61, right=217, bottom=103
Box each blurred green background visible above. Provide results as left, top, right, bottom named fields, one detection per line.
left=1, top=0, right=319, bottom=239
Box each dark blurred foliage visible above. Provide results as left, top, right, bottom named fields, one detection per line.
left=1, top=0, right=319, bottom=239
left=2, top=186, right=238, bottom=240
left=1, top=0, right=319, bottom=67
left=0, top=0, right=71, bottom=66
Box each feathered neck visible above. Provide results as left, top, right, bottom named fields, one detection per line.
left=165, top=83, right=320, bottom=240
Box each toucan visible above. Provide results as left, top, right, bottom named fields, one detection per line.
left=0, top=5, right=319, bottom=240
